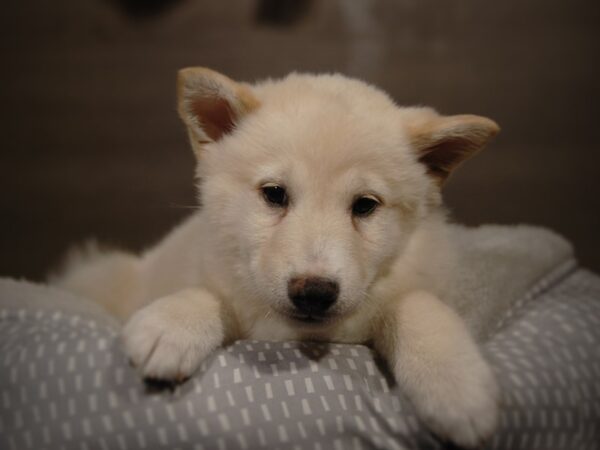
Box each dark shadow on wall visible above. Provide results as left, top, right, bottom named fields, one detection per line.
left=110, top=0, right=184, bottom=19
left=256, top=0, right=313, bottom=26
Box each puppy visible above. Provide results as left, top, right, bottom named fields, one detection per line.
left=55, top=68, right=500, bottom=447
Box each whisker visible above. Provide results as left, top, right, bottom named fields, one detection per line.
left=169, top=203, right=200, bottom=210
left=360, top=289, right=375, bottom=304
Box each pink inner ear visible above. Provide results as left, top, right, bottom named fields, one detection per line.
left=418, top=137, right=473, bottom=181
left=190, top=96, right=235, bottom=141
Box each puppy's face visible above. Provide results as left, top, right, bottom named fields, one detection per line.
left=202, top=104, right=425, bottom=325
left=177, top=69, right=499, bottom=327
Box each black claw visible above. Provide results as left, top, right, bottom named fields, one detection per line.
left=143, top=377, right=183, bottom=393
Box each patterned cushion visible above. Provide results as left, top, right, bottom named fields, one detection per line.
left=0, top=265, right=599, bottom=450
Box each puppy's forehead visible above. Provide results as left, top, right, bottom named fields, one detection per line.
left=242, top=98, right=406, bottom=167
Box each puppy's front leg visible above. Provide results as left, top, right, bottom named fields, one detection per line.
left=122, top=288, right=235, bottom=381
left=374, top=291, right=499, bottom=448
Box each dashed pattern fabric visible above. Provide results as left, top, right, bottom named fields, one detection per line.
left=1, top=268, right=599, bottom=450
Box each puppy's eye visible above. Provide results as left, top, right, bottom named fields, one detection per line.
left=261, top=184, right=288, bottom=208
left=352, top=195, right=380, bottom=217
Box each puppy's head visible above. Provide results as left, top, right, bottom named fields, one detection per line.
left=177, top=68, right=499, bottom=326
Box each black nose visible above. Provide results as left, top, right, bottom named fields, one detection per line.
left=287, top=276, right=339, bottom=316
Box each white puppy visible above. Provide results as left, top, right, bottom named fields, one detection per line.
left=55, top=68, right=500, bottom=447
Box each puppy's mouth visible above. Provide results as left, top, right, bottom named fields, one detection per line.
left=290, top=313, right=327, bottom=324
left=284, top=310, right=340, bottom=327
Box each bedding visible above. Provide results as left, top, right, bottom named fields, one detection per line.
left=0, top=225, right=599, bottom=450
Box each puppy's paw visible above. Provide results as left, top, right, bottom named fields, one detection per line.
left=407, top=356, right=499, bottom=448
left=122, top=289, right=226, bottom=382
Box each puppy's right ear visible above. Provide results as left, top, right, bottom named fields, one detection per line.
left=177, top=68, right=259, bottom=145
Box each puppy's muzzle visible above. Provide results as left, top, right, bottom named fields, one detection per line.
left=287, top=276, right=339, bottom=317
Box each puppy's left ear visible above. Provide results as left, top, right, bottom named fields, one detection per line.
left=177, top=67, right=260, bottom=145
left=406, top=111, right=500, bottom=184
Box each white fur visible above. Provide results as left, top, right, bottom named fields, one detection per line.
left=54, top=70, right=501, bottom=447
left=122, top=288, right=230, bottom=380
